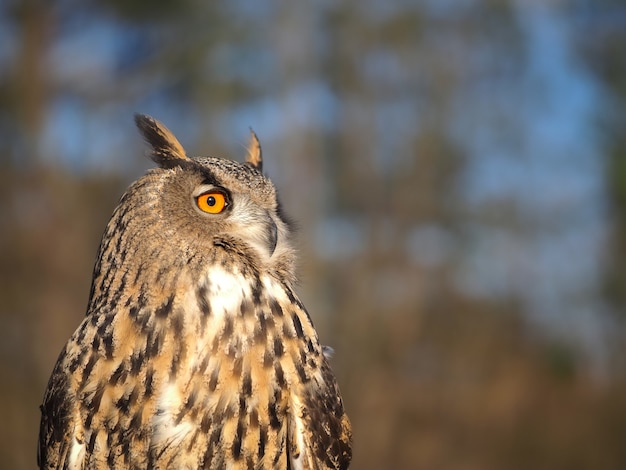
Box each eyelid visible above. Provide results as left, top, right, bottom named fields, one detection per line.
left=192, top=184, right=220, bottom=198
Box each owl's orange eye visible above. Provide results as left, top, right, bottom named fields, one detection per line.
left=196, top=192, right=228, bottom=214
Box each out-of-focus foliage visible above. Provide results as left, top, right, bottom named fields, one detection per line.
left=1, top=0, right=625, bottom=468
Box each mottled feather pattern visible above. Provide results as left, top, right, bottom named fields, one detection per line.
left=38, top=115, right=351, bottom=469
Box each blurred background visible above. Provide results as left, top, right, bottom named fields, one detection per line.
left=1, top=0, right=625, bottom=468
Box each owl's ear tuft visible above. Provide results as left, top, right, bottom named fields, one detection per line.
left=134, top=114, right=188, bottom=168
left=245, top=128, right=262, bottom=171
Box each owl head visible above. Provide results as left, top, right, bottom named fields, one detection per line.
left=89, top=115, right=297, bottom=315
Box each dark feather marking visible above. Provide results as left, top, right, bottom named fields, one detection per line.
left=209, top=365, right=220, bottom=391
left=300, top=350, right=308, bottom=368
left=92, top=335, right=101, bottom=351
left=274, top=362, right=285, bottom=388
left=146, top=329, right=162, bottom=358
left=202, top=441, right=214, bottom=469
left=128, top=304, right=139, bottom=319
left=196, top=284, right=211, bottom=316
left=209, top=423, right=222, bottom=447
left=273, top=443, right=284, bottom=465
left=296, top=362, right=308, bottom=383
left=132, top=265, right=144, bottom=287
left=268, top=402, right=280, bottom=430
left=128, top=386, right=140, bottom=409
left=269, top=298, right=283, bottom=317
left=130, top=408, right=142, bottom=429
left=200, top=413, right=212, bottom=433
left=103, top=333, right=114, bottom=359
left=144, top=367, right=155, bottom=397
left=81, top=353, right=98, bottom=387
left=107, top=446, right=116, bottom=467
left=171, top=330, right=187, bottom=378
left=137, top=291, right=148, bottom=310
left=273, top=337, right=284, bottom=357
left=116, top=393, right=131, bottom=415
left=155, top=295, right=174, bottom=318
left=259, top=425, right=267, bottom=458
left=87, top=432, right=97, bottom=454
left=136, top=308, right=151, bottom=330
left=106, top=428, right=115, bottom=448
left=252, top=276, right=262, bottom=305
left=242, top=371, right=252, bottom=396
left=255, top=314, right=268, bottom=343
left=189, top=405, right=200, bottom=423
left=250, top=408, right=259, bottom=428
left=239, top=299, right=253, bottom=317
left=223, top=316, right=233, bottom=337
left=292, top=313, right=304, bottom=339
left=76, top=321, right=88, bottom=343
left=232, top=418, right=244, bottom=459
left=283, top=285, right=303, bottom=309
left=130, top=350, right=144, bottom=375
left=223, top=403, right=236, bottom=421
left=86, top=385, right=105, bottom=424
left=69, top=348, right=87, bottom=374
left=263, top=349, right=274, bottom=368
left=154, top=267, right=166, bottom=285
left=122, top=439, right=131, bottom=464
left=114, top=232, right=125, bottom=262
left=177, top=389, right=198, bottom=424
left=203, top=425, right=223, bottom=468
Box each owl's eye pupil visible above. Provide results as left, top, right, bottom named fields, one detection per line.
left=207, top=196, right=216, bottom=206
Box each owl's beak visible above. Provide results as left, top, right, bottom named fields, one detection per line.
left=267, top=218, right=278, bottom=257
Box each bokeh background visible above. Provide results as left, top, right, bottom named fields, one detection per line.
left=1, top=0, right=626, bottom=468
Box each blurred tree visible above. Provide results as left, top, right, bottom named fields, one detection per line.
left=574, top=0, right=626, bottom=373
left=1, top=0, right=52, bottom=166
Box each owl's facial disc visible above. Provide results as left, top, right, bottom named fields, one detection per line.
left=192, top=183, right=278, bottom=260
left=231, top=210, right=279, bottom=260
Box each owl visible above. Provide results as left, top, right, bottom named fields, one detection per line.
left=38, top=115, right=352, bottom=469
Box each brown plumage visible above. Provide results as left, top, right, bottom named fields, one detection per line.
left=38, top=114, right=352, bottom=469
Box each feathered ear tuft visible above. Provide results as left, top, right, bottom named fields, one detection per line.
left=245, top=128, right=262, bottom=171
left=134, top=114, right=188, bottom=168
